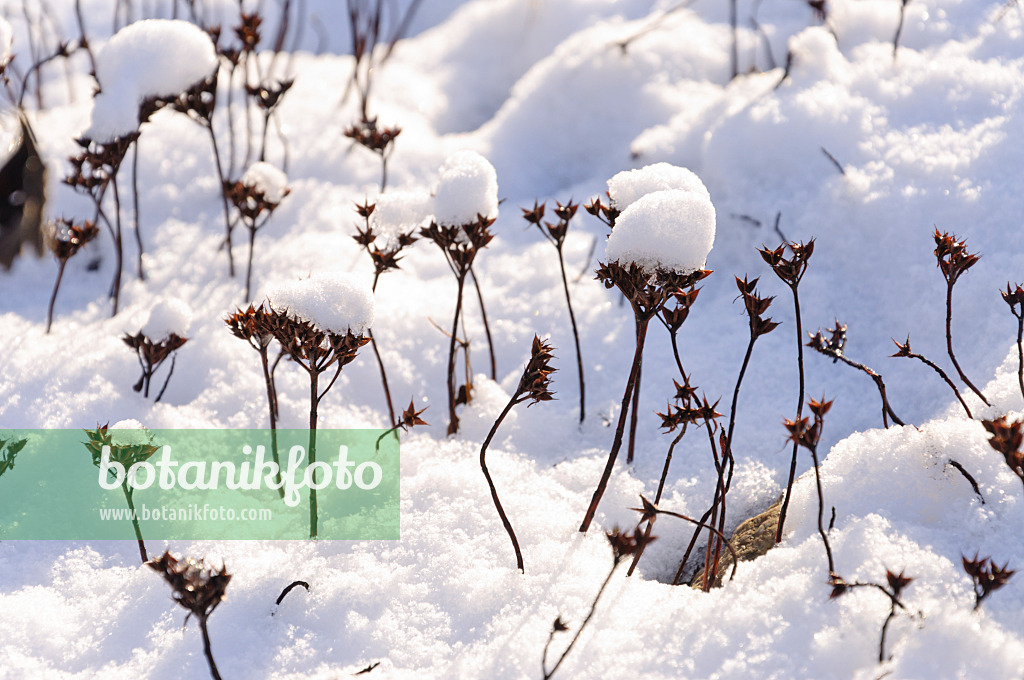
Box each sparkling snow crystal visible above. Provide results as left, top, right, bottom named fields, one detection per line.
left=267, top=272, right=374, bottom=336
left=86, top=20, right=218, bottom=142
left=607, top=162, right=711, bottom=211
left=432, top=150, right=499, bottom=225
left=604, top=188, right=716, bottom=275
left=241, top=162, right=289, bottom=204
left=142, top=298, right=192, bottom=340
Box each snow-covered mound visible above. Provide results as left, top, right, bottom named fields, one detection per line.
left=1, top=0, right=1023, bottom=678
left=86, top=19, right=218, bottom=141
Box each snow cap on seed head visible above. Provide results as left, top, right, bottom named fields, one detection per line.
left=604, top=164, right=716, bottom=275
left=432, top=150, right=499, bottom=226
left=606, top=162, right=711, bottom=211
left=85, top=19, right=218, bottom=142
left=266, top=272, right=374, bottom=336
left=142, top=298, right=192, bottom=341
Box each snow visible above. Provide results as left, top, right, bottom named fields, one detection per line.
left=607, top=162, right=712, bottom=211
left=372, top=189, right=432, bottom=236
left=108, top=419, right=149, bottom=446
left=241, top=162, right=288, bottom=204
left=85, top=19, right=218, bottom=142
left=0, top=16, right=11, bottom=65
left=2, top=0, right=1024, bottom=678
left=140, top=298, right=191, bottom=340
left=432, top=150, right=499, bottom=225
left=604, top=188, right=717, bottom=274
left=266, top=272, right=374, bottom=336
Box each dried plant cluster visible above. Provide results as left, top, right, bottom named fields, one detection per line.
left=148, top=551, right=232, bottom=680
left=4, top=4, right=1024, bottom=679
left=421, top=214, right=496, bottom=435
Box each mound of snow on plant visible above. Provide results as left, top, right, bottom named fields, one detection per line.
left=266, top=272, right=374, bottom=336
left=86, top=19, right=218, bottom=142
left=607, top=162, right=712, bottom=210
left=605, top=188, right=716, bottom=274
left=432, top=150, right=499, bottom=225
left=241, top=162, right=289, bottom=204
left=140, top=298, right=192, bottom=340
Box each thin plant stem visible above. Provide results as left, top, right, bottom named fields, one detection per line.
left=945, top=281, right=990, bottom=405
left=556, top=248, right=585, bottom=423
left=198, top=615, right=224, bottom=680
left=469, top=265, right=496, bottom=381
left=626, top=425, right=685, bottom=576
left=131, top=140, right=144, bottom=279
left=46, top=259, right=66, bottom=334
left=479, top=394, right=524, bottom=572
left=895, top=342, right=971, bottom=419
left=445, top=273, right=468, bottom=434
left=245, top=222, right=257, bottom=300
left=205, top=122, right=235, bottom=277
left=368, top=329, right=397, bottom=427
left=816, top=346, right=905, bottom=426
left=308, top=369, right=319, bottom=539
left=368, top=272, right=397, bottom=426
left=775, top=284, right=804, bottom=543
left=671, top=504, right=714, bottom=585
left=809, top=441, right=835, bottom=575
left=110, top=175, right=124, bottom=316
left=259, top=346, right=284, bottom=498
left=121, top=483, right=147, bottom=563
left=154, top=354, right=176, bottom=403
left=627, top=353, right=641, bottom=465
left=1016, top=314, right=1024, bottom=401
left=580, top=318, right=649, bottom=532
left=543, top=560, right=619, bottom=680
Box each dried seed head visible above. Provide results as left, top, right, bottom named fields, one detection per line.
left=605, top=527, right=653, bottom=564
left=49, top=218, right=98, bottom=261
left=398, top=400, right=429, bottom=431
left=148, top=550, right=232, bottom=618
left=758, top=240, right=814, bottom=286
left=552, top=616, right=570, bottom=632
left=934, top=229, right=980, bottom=286
left=980, top=416, right=1024, bottom=481
left=1002, top=282, right=1024, bottom=318
left=516, top=336, right=556, bottom=405
left=885, top=569, right=913, bottom=596
left=962, top=553, right=1016, bottom=607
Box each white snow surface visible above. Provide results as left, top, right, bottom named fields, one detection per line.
left=85, top=19, right=217, bottom=142
left=605, top=188, right=716, bottom=274
left=266, top=272, right=374, bottom=336
left=140, top=298, right=191, bottom=340
left=2, top=0, right=1024, bottom=678
left=432, top=149, right=499, bottom=225
left=0, top=16, right=11, bottom=65
left=241, top=162, right=289, bottom=204
left=607, top=162, right=712, bottom=210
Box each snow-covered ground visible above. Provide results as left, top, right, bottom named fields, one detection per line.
left=1, top=0, right=1023, bottom=677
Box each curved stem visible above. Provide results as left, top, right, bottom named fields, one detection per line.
left=308, top=370, right=319, bottom=539
left=543, top=561, right=620, bottom=680
left=479, top=394, right=524, bottom=572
